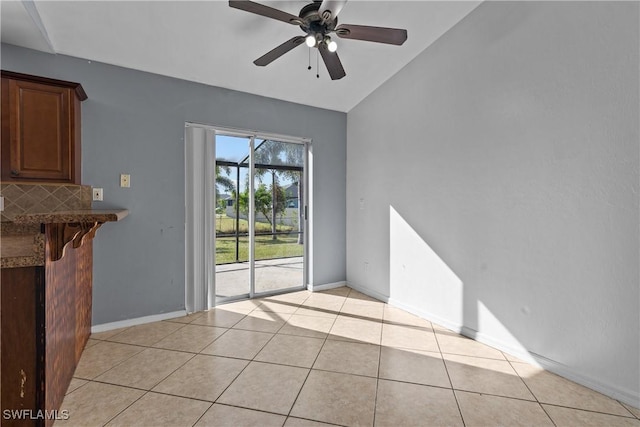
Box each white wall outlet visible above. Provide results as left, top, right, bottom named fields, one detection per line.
left=92, top=188, right=103, bottom=201
left=120, top=174, right=130, bottom=188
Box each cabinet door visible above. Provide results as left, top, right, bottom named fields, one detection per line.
left=1, top=266, right=45, bottom=424
left=8, top=79, right=74, bottom=182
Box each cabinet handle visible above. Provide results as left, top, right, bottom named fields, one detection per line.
left=10, top=170, right=19, bottom=176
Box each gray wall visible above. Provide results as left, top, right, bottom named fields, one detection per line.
left=347, top=1, right=639, bottom=404
left=2, top=43, right=347, bottom=324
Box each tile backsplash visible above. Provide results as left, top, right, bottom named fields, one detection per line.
left=0, top=182, right=91, bottom=222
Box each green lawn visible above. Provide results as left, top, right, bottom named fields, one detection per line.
left=215, top=235, right=303, bottom=265
left=215, top=214, right=295, bottom=234
left=215, top=214, right=303, bottom=264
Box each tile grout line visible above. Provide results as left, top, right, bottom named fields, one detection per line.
left=372, top=302, right=387, bottom=427
left=97, top=348, right=201, bottom=425
left=80, top=312, right=237, bottom=426
left=87, top=326, right=231, bottom=358
left=190, top=401, right=214, bottom=427
left=199, top=402, right=348, bottom=427
left=100, top=389, right=151, bottom=426
left=284, top=289, right=348, bottom=423
left=72, top=291, right=355, bottom=425
left=536, top=401, right=640, bottom=420
left=186, top=297, right=308, bottom=426
left=617, top=401, right=640, bottom=420
left=73, top=343, right=148, bottom=383
left=93, top=304, right=264, bottom=356
left=433, top=323, right=467, bottom=427
left=198, top=304, right=289, bottom=405
left=502, top=353, right=557, bottom=427
left=91, top=320, right=188, bottom=345
left=193, top=294, right=312, bottom=424
left=89, top=295, right=306, bottom=426
left=436, top=350, right=520, bottom=362
left=279, top=289, right=323, bottom=424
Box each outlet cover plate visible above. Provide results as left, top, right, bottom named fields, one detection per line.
left=93, top=188, right=103, bottom=201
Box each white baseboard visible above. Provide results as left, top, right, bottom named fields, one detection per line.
left=308, top=280, right=347, bottom=292
left=463, top=326, right=640, bottom=408
left=534, top=352, right=640, bottom=408
left=91, top=310, right=187, bottom=333
left=346, top=281, right=390, bottom=303
left=350, top=285, right=640, bottom=409
left=387, top=297, right=463, bottom=334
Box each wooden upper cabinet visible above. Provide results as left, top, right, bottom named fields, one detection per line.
left=1, top=71, right=87, bottom=184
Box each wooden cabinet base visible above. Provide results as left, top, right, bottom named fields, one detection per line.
left=0, top=267, right=44, bottom=425
left=1, top=236, right=92, bottom=426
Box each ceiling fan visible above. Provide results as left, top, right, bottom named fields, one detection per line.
left=229, top=0, right=408, bottom=80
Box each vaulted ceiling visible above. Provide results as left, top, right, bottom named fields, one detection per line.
left=1, top=1, right=481, bottom=112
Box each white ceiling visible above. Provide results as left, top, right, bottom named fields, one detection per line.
left=1, top=1, right=480, bottom=112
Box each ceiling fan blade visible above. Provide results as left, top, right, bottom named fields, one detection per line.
left=319, top=0, right=347, bottom=21
left=336, top=24, right=407, bottom=45
left=254, top=36, right=305, bottom=66
left=229, top=1, right=300, bottom=25
left=318, top=43, right=346, bottom=80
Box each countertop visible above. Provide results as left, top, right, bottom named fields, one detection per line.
left=13, top=209, right=128, bottom=224
left=2, top=208, right=128, bottom=268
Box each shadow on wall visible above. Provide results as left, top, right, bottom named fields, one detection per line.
left=388, top=205, right=531, bottom=359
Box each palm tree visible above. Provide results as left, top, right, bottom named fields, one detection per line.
left=215, top=165, right=235, bottom=232
left=254, top=140, right=305, bottom=245
left=254, top=140, right=288, bottom=240
left=215, top=165, right=235, bottom=197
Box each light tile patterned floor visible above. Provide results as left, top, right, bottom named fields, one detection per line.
left=59, top=287, right=640, bottom=427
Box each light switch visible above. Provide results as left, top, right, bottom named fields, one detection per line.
left=120, top=174, right=130, bottom=188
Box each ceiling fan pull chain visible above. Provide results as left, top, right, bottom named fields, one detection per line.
left=308, top=48, right=312, bottom=71
left=316, top=49, right=320, bottom=79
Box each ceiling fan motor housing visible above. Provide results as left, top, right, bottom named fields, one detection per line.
left=298, top=2, right=338, bottom=39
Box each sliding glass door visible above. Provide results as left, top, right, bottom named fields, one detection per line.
left=213, top=131, right=307, bottom=303
left=252, top=139, right=305, bottom=294
left=214, top=135, right=251, bottom=300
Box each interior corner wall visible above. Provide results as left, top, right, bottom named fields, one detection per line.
left=346, top=1, right=639, bottom=405
left=1, top=43, right=347, bottom=324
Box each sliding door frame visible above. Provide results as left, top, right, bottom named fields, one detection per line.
left=185, top=122, right=310, bottom=312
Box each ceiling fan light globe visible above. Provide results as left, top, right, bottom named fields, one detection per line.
left=327, top=40, right=338, bottom=52
left=305, top=35, right=316, bottom=47
left=318, top=0, right=346, bottom=20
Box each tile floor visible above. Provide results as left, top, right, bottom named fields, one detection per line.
left=59, top=287, right=640, bottom=426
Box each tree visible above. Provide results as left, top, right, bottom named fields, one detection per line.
left=215, top=165, right=235, bottom=197
left=233, top=140, right=305, bottom=243
left=275, top=144, right=305, bottom=245
left=237, top=184, right=286, bottom=228
left=215, top=166, right=235, bottom=232
left=253, top=184, right=273, bottom=224
left=237, top=188, right=249, bottom=216
left=282, top=169, right=304, bottom=245
left=254, top=140, right=288, bottom=240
